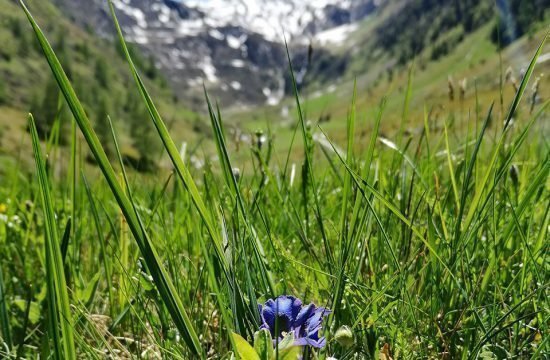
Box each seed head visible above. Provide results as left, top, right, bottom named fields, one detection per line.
left=334, top=325, right=354, bottom=348
left=509, top=164, right=519, bottom=188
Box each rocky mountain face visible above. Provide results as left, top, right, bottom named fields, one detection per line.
left=53, top=0, right=382, bottom=108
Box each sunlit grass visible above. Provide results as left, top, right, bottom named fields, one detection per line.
left=0, top=1, right=547, bottom=359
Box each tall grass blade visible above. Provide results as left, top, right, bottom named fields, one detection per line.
left=204, top=91, right=275, bottom=297
left=19, top=2, right=203, bottom=356
left=318, top=127, right=463, bottom=286
left=82, top=173, right=114, bottom=316
left=29, top=114, right=76, bottom=360
left=284, top=40, right=333, bottom=266
left=0, top=266, right=11, bottom=351
left=105, top=0, right=230, bottom=281
left=503, top=33, right=547, bottom=130
left=331, top=82, right=357, bottom=323
left=60, top=219, right=71, bottom=263
left=106, top=0, right=256, bottom=340
left=464, top=36, right=546, bottom=234
left=452, top=103, right=493, bottom=256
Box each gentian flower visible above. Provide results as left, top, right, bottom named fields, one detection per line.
left=258, top=295, right=330, bottom=348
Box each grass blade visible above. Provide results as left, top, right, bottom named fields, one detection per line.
left=463, top=35, right=547, bottom=235
left=0, top=266, right=11, bottom=352
left=204, top=92, right=275, bottom=296
left=19, top=1, right=203, bottom=356
left=453, top=103, right=493, bottom=256
left=105, top=0, right=230, bottom=281
left=29, top=114, right=76, bottom=360
left=60, top=219, right=71, bottom=263
left=503, top=33, right=547, bottom=130
left=284, top=40, right=333, bottom=267
left=81, top=173, right=114, bottom=317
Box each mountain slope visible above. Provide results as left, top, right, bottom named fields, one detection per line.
left=53, top=0, right=383, bottom=107
left=0, top=0, right=200, bottom=172
left=221, top=13, right=549, bottom=165
left=1, top=0, right=548, bottom=172
left=52, top=0, right=549, bottom=111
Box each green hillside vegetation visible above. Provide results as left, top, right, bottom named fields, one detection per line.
left=0, top=0, right=200, bottom=173
left=1, top=0, right=547, bottom=174
left=225, top=3, right=549, bottom=167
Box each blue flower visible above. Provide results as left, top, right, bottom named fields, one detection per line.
left=258, top=295, right=330, bottom=348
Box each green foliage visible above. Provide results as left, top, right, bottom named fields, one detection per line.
left=145, top=54, right=158, bottom=80
left=0, top=0, right=547, bottom=359
left=126, top=90, right=163, bottom=170
left=32, top=76, right=60, bottom=139
left=254, top=329, right=274, bottom=360
left=0, top=31, right=18, bottom=61
left=231, top=331, right=301, bottom=360
left=94, top=57, right=109, bottom=89
left=0, top=80, right=6, bottom=106
left=376, top=0, right=493, bottom=64
left=95, top=95, right=114, bottom=158
left=430, top=29, right=464, bottom=61
left=0, top=0, right=190, bottom=171
left=29, top=114, right=76, bottom=360
left=19, top=0, right=205, bottom=355
left=0, top=267, right=11, bottom=351
left=232, top=332, right=260, bottom=360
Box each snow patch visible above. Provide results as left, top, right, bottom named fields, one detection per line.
left=152, top=2, right=172, bottom=23
left=130, top=26, right=149, bottom=44
left=199, top=57, right=218, bottom=83
left=113, top=0, right=148, bottom=29
left=188, top=77, right=203, bottom=87
left=209, top=29, right=225, bottom=40
left=315, top=23, right=358, bottom=45
left=180, top=0, right=353, bottom=42
left=230, top=81, right=242, bottom=90
left=177, top=19, right=205, bottom=37
left=230, top=59, right=246, bottom=68
left=227, top=34, right=247, bottom=49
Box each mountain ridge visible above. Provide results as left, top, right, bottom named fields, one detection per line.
left=53, top=0, right=383, bottom=107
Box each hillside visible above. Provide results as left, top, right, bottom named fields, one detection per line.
left=0, top=0, right=548, bottom=173
left=0, top=0, right=200, bottom=173
left=51, top=0, right=384, bottom=107
left=222, top=3, right=550, bottom=165
left=47, top=0, right=550, bottom=109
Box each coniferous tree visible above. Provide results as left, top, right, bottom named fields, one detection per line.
left=33, top=77, right=60, bottom=139
left=126, top=91, right=161, bottom=171
left=95, top=58, right=109, bottom=88
left=0, top=80, right=6, bottom=106
left=95, top=96, right=114, bottom=158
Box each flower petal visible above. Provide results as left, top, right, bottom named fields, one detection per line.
left=257, top=296, right=330, bottom=350
left=262, top=301, right=276, bottom=329
left=294, top=303, right=314, bottom=327
left=294, top=337, right=309, bottom=346
left=308, top=336, right=326, bottom=348
left=274, top=296, right=301, bottom=321
left=306, top=307, right=330, bottom=332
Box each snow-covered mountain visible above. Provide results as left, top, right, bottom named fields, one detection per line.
left=160, top=0, right=375, bottom=42
left=55, top=0, right=381, bottom=107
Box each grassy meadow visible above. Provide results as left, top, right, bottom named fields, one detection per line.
left=0, top=1, right=549, bottom=359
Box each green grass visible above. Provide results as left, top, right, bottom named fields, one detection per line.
left=0, top=1, right=548, bottom=359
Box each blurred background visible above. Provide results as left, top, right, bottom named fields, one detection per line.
left=0, top=0, right=548, bottom=174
